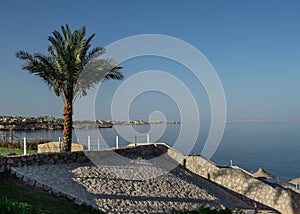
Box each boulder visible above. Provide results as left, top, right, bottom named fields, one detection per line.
left=37, top=142, right=83, bottom=153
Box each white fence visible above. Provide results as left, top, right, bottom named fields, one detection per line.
left=21, top=134, right=151, bottom=155
left=76, top=133, right=151, bottom=150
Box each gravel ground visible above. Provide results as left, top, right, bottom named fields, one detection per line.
left=11, top=156, right=253, bottom=213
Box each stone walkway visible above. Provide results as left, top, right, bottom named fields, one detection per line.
left=10, top=156, right=258, bottom=213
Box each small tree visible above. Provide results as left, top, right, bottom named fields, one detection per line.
left=16, top=25, right=123, bottom=151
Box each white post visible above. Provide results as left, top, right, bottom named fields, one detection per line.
left=116, top=136, right=119, bottom=149
left=77, top=138, right=79, bottom=143
left=88, top=136, right=91, bottom=151
left=147, top=134, right=150, bottom=144
left=230, top=160, right=233, bottom=166
left=23, top=137, right=26, bottom=155
left=97, top=138, right=100, bottom=150
left=59, top=137, right=61, bottom=151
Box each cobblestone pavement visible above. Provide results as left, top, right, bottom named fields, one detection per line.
left=11, top=157, right=255, bottom=213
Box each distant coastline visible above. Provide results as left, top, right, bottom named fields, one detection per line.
left=0, top=116, right=179, bottom=131
left=0, top=116, right=63, bottom=131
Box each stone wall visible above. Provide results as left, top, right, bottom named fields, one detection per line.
left=185, top=155, right=300, bottom=214
left=0, top=143, right=171, bottom=173
left=157, top=144, right=186, bottom=166
left=0, top=151, right=89, bottom=172
left=117, top=143, right=186, bottom=166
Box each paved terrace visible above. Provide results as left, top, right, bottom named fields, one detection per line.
left=9, top=149, right=277, bottom=214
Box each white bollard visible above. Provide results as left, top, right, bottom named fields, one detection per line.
left=116, top=136, right=119, bottom=149
left=97, top=138, right=100, bottom=150
left=23, top=137, right=26, bottom=155
left=88, top=136, right=91, bottom=151
left=230, top=160, right=233, bottom=166
left=59, top=137, right=61, bottom=151
left=147, top=134, right=150, bottom=144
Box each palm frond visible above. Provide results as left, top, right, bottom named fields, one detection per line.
left=16, top=51, right=33, bottom=61
left=85, top=33, right=95, bottom=47
left=104, top=67, right=124, bottom=81
left=16, top=24, right=123, bottom=103
left=61, top=25, right=71, bottom=46
left=85, top=47, right=105, bottom=63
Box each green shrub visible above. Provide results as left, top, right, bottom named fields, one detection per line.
left=0, top=139, right=50, bottom=150
left=0, top=141, right=20, bottom=149
left=0, top=196, right=29, bottom=214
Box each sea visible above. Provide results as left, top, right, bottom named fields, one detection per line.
left=3, top=122, right=300, bottom=183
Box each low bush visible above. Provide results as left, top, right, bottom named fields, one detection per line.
left=0, top=139, right=50, bottom=150
left=0, top=141, right=20, bottom=149
left=0, top=196, right=29, bottom=214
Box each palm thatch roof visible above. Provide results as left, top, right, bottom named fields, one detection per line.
left=289, top=177, right=300, bottom=185
left=252, top=167, right=276, bottom=179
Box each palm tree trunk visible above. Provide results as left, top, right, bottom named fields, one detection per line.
left=62, top=100, right=72, bottom=151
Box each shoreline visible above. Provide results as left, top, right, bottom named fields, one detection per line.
left=0, top=117, right=180, bottom=131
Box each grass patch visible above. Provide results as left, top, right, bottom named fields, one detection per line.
left=0, top=173, right=100, bottom=214
left=0, top=148, right=37, bottom=156
left=0, top=196, right=29, bottom=214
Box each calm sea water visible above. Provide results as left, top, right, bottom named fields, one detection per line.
left=5, top=122, right=300, bottom=183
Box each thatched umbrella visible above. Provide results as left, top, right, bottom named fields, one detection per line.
left=252, top=167, right=276, bottom=179
left=289, top=177, right=300, bottom=189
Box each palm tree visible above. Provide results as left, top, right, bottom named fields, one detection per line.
left=16, top=25, right=123, bottom=151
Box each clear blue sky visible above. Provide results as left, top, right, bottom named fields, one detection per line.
left=0, top=0, right=299, bottom=121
